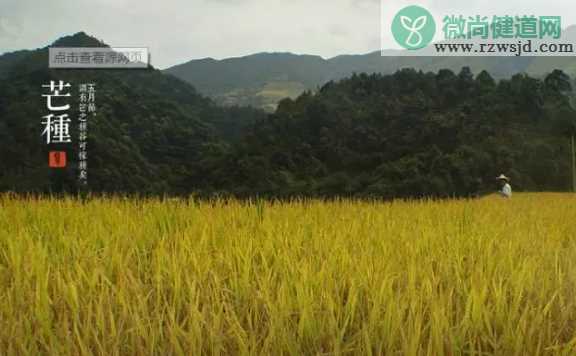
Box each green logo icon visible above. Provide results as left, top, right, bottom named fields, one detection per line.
left=391, top=5, right=436, bottom=49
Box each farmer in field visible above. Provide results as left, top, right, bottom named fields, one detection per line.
left=496, top=174, right=512, bottom=198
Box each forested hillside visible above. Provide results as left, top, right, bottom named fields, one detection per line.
left=0, top=32, right=262, bottom=194
left=214, top=68, right=576, bottom=198
left=1, top=33, right=575, bottom=197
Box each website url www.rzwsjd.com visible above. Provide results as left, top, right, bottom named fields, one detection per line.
left=433, top=40, right=574, bottom=56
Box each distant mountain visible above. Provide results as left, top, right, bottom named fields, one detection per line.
left=164, top=53, right=329, bottom=112
left=165, top=26, right=576, bottom=111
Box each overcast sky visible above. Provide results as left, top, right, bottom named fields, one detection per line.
left=1, top=0, right=575, bottom=69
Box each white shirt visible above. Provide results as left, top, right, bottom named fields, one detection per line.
left=501, top=183, right=512, bottom=198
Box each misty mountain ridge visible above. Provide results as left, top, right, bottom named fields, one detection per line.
left=165, top=25, right=576, bottom=111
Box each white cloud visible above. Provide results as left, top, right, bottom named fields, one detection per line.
left=0, top=0, right=574, bottom=68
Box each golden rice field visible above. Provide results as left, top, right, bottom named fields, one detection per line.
left=0, top=193, right=575, bottom=355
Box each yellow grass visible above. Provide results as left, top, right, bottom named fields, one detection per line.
left=0, top=193, right=575, bottom=355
